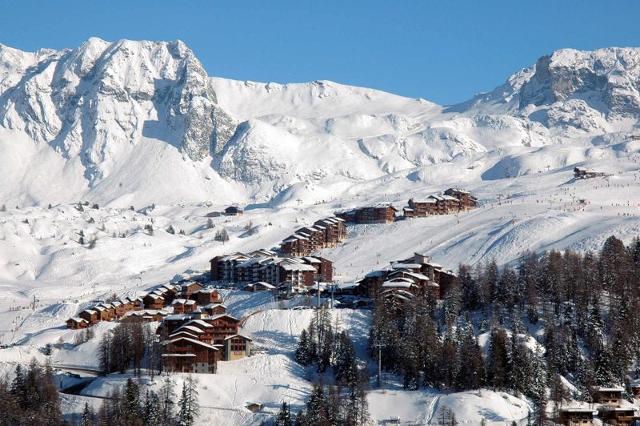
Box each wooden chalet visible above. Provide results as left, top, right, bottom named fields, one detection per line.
left=355, top=205, right=397, bottom=224
left=597, top=407, right=640, bottom=426
left=205, top=314, right=242, bottom=346
left=162, top=337, right=220, bottom=374
left=279, top=216, right=346, bottom=256
left=593, top=387, right=624, bottom=407
left=444, top=188, right=477, bottom=209
left=124, top=296, right=144, bottom=311
left=211, top=251, right=333, bottom=286
left=406, top=198, right=437, bottom=217
left=302, top=256, right=333, bottom=282
left=195, top=289, right=222, bottom=305
left=280, top=235, right=310, bottom=257
left=277, top=259, right=316, bottom=287
left=93, top=305, right=112, bottom=321
left=111, top=300, right=127, bottom=318
left=203, top=303, right=227, bottom=316
left=179, top=282, right=204, bottom=298
left=210, top=253, right=250, bottom=281
left=159, top=284, right=178, bottom=304
left=356, top=252, right=457, bottom=300
left=97, top=303, right=116, bottom=321
left=121, top=310, right=167, bottom=323
left=172, top=298, right=197, bottom=314
left=66, top=317, right=89, bottom=329
left=143, top=293, right=165, bottom=310
left=79, top=309, right=98, bottom=325
left=313, top=217, right=347, bottom=247
left=558, top=407, right=597, bottom=426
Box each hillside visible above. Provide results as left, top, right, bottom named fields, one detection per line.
left=2, top=40, right=640, bottom=207
left=1, top=39, right=640, bottom=424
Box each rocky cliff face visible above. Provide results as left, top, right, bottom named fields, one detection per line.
left=460, top=47, right=640, bottom=133
left=0, top=38, right=235, bottom=181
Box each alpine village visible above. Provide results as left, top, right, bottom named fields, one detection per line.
left=23, top=184, right=633, bottom=426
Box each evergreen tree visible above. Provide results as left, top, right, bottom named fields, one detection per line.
left=487, top=327, right=509, bottom=389
left=294, top=329, right=312, bottom=366
left=275, top=401, right=293, bottom=426
left=177, top=376, right=199, bottom=426
left=305, top=382, right=329, bottom=425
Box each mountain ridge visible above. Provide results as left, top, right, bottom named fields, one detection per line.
left=1, top=39, right=639, bottom=206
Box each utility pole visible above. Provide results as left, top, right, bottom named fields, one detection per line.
left=373, top=340, right=385, bottom=388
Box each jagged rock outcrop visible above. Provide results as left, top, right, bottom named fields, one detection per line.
left=0, top=37, right=235, bottom=181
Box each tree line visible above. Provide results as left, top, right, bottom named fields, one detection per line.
left=80, top=376, right=199, bottom=426
left=289, top=308, right=369, bottom=426
left=97, top=319, right=162, bottom=377
left=0, top=358, right=62, bottom=425
left=369, top=235, right=640, bottom=422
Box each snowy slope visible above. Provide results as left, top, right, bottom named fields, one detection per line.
left=2, top=39, right=640, bottom=424
left=3, top=40, right=640, bottom=207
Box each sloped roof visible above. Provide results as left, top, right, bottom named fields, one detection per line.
left=165, top=337, right=219, bottom=351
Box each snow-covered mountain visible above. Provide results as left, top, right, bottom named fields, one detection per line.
left=1, top=39, right=639, bottom=206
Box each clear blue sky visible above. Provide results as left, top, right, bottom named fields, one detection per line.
left=1, top=1, right=640, bottom=105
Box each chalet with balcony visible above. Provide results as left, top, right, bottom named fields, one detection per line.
left=195, top=288, right=222, bottom=305
left=354, top=204, right=397, bottom=224
left=558, top=407, right=597, bottom=426
left=162, top=337, right=220, bottom=374
left=143, top=293, right=165, bottom=310
left=593, top=387, right=624, bottom=407
left=444, top=188, right=478, bottom=209
left=66, top=317, right=89, bottom=329
left=210, top=252, right=250, bottom=281
left=172, top=299, right=197, bottom=314
left=203, top=303, right=227, bottom=315
left=79, top=309, right=98, bottom=325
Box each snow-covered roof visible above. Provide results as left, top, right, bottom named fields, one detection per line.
left=184, top=319, right=213, bottom=329
left=172, top=298, right=196, bottom=305
left=169, top=331, right=199, bottom=340
left=389, top=270, right=429, bottom=281
left=279, top=262, right=316, bottom=272
left=302, top=257, right=321, bottom=263
left=165, top=314, right=190, bottom=321
left=252, top=282, right=276, bottom=289
left=391, top=263, right=421, bottom=269
left=68, top=317, right=88, bottom=323
left=166, top=337, right=220, bottom=351
left=175, top=325, right=204, bottom=334
left=446, top=187, right=470, bottom=194
left=382, top=280, right=415, bottom=288
left=204, top=303, right=227, bottom=309
left=224, top=334, right=253, bottom=341
left=145, top=294, right=164, bottom=300
left=595, top=386, right=624, bottom=392
left=208, top=313, right=239, bottom=322
left=161, top=353, right=196, bottom=358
